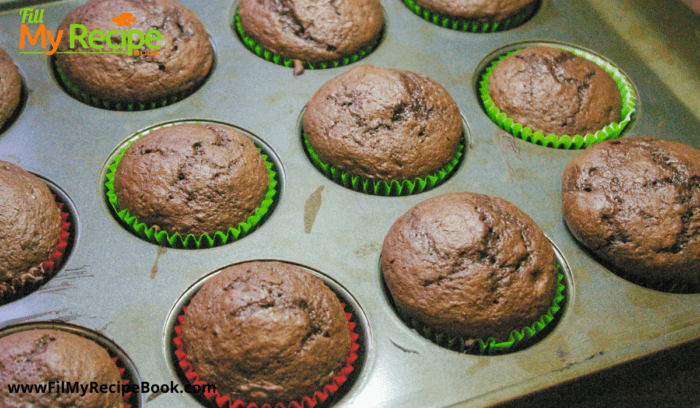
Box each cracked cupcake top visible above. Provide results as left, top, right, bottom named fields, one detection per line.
left=0, top=329, right=123, bottom=408
left=488, top=46, right=621, bottom=137
left=238, top=0, right=383, bottom=63
left=562, top=137, right=700, bottom=285
left=382, top=192, right=559, bottom=342
left=113, top=123, right=269, bottom=237
left=182, top=261, right=351, bottom=405
left=414, top=0, right=539, bottom=22
left=303, top=65, right=462, bottom=182
left=56, top=0, right=213, bottom=104
left=0, top=47, right=21, bottom=131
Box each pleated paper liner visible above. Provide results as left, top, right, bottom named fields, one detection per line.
left=402, top=0, right=540, bottom=32
left=389, top=272, right=566, bottom=355
left=52, top=55, right=212, bottom=111
left=172, top=301, right=361, bottom=408
left=108, top=347, right=135, bottom=408
left=104, top=123, right=278, bottom=249
left=479, top=46, right=637, bottom=149
left=82, top=329, right=140, bottom=408
left=233, top=9, right=382, bottom=70
left=0, top=197, right=71, bottom=305
left=303, top=133, right=463, bottom=196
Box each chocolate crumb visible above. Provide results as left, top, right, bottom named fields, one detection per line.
left=293, top=59, right=305, bottom=77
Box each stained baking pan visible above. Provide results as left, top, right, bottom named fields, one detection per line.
left=0, top=0, right=698, bottom=407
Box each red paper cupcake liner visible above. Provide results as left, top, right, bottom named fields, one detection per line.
left=105, top=349, right=134, bottom=408
left=173, top=302, right=360, bottom=408
left=0, top=196, right=71, bottom=303
left=74, top=334, right=134, bottom=408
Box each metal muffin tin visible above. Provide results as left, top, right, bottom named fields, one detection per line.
left=0, top=0, right=699, bottom=407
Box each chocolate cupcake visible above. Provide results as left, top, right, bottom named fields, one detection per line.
left=0, top=161, right=65, bottom=302
left=0, top=329, right=123, bottom=408
left=0, top=47, right=22, bottom=131
left=404, top=0, right=540, bottom=32
left=303, top=65, right=463, bottom=195
left=108, top=122, right=275, bottom=248
left=180, top=261, right=352, bottom=406
left=480, top=45, right=636, bottom=149
left=562, top=137, right=700, bottom=290
left=236, top=0, right=383, bottom=69
left=55, top=0, right=213, bottom=110
left=382, top=192, right=563, bottom=353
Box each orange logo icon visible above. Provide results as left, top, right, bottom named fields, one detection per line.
left=112, top=13, right=136, bottom=26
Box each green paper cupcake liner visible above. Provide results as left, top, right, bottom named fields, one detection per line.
left=234, top=10, right=382, bottom=70
left=391, top=272, right=566, bottom=355
left=105, top=122, right=278, bottom=249
left=303, top=132, right=463, bottom=196
left=54, top=59, right=204, bottom=112
left=401, top=0, right=539, bottom=32
left=479, top=46, right=637, bottom=149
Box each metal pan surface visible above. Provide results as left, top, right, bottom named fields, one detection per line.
left=0, top=0, right=698, bottom=407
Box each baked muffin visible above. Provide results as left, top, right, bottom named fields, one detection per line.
left=562, top=137, right=700, bottom=287
left=411, top=0, right=539, bottom=28
left=0, top=47, right=22, bottom=130
left=382, top=192, right=560, bottom=343
left=303, top=65, right=462, bottom=184
left=55, top=0, right=213, bottom=107
left=0, top=161, right=62, bottom=285
left=113, top=123, right=269, bottom=238
left=487, top=46, right=622, bottom=137
left=181, top=261, right=351, bottom=405
left=0, top=329, right=123, bottom=408
left=237, top=0, right=383, bottom=64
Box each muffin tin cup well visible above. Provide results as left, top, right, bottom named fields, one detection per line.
left=164, top=261, right=369, bottom=408
left=0, top=321, right=144, bottom=408
left=401, top=0, right=540, bottom=33
left=232, top=9, right=383, bottom=70
left=380, top=241, right=571, bottom=355
left=478, top=43, right=637, bottom=149
left=103, top=120, right=280, bottom=249
left=0, top=179, right=75, bottom=306
left=4, top=0, right=700, bottom=407
left=300, top=113, right=468, bottom=197
left=50, top=36, right=217, bottom=112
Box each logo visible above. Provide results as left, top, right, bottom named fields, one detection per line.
left=112, top=13, right=136, bottom=26
left=19, top=8, right=161, bottom=56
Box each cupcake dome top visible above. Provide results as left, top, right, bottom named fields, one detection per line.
left=413, top=0, right=539, bottom=22
left=0, top=161, right=62, bottom=283
left=487, top=46, right=621, bottom=137
left=181, top=261, right=351, bottom=405
left=562, top=137, right=700, bottom=286
left=303, top=65, right=462, bottom=182
left=55, top=0, right=213, bottom=104
left=0, top=329, right=123, bottom=408
left=113, top=123, right=269, bottom=238
left=238, top=0, right=383, bottom=63
left=0, top=47, right=21, bottom=131
left=382, top=192, right=559, bottom=342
